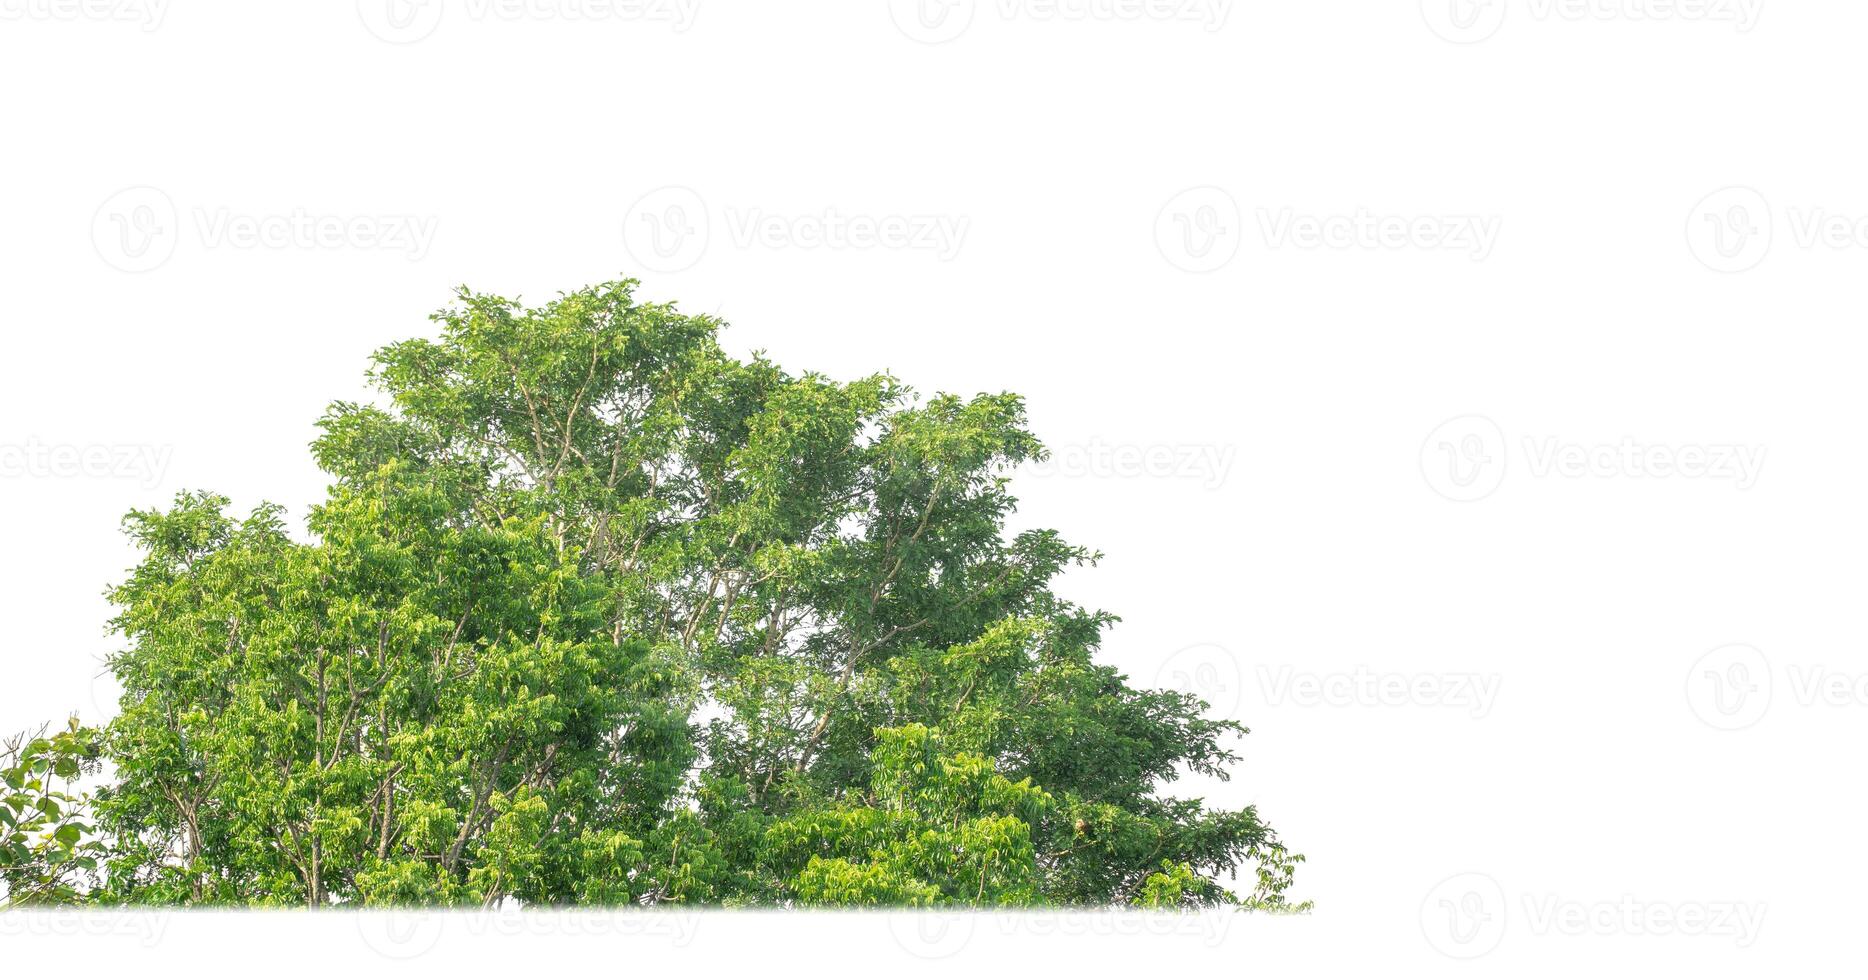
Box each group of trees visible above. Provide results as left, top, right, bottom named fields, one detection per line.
left=1, top=279, right=1302, bottom=910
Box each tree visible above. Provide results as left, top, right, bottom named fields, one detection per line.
left=85, top=278, right=1303, bottom=908
left=0, top=719, right=103, bottom=909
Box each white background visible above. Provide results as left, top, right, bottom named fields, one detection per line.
left=1, top=0, right=1859, bottom=974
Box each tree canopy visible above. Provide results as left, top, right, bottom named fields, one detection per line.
left=4, top=279, right=1302, bottom=910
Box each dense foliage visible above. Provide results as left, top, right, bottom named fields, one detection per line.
left=3, top=279, right=1301, bottom=910
left=1, top=722, right=104, bottom=905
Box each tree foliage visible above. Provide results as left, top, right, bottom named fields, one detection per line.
left=0, top=720, right=103, bottom=908
left=35, top=279, right=1302, bottom=909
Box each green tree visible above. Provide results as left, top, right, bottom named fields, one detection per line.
left=0, top=719, right=104, bottom=908
left=85, top=278, right=1302, bottom=909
